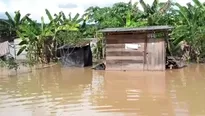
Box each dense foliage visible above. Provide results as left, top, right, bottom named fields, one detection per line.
left=1, top=0, right=205, bottom=64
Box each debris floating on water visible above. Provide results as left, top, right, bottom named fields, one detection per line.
left=166, top=56, right=187, bottom=69
left=92, top=63, right=106, bottom=70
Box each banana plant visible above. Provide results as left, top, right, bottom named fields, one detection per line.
left=43, top=9, right=82, bottom=41
left=17, top=9, right=84, bottom=62
left=0, top=11, right=30, bottom=38
left=110, top=1, right=146, bottom=27
left=57, top=12, right=83, bottom=31
left=171, top=0, right=205, bottom=62
left=140, top=0, right=159, bottom=17
left=45, top=10, right=83, bottom=59
left=16, top=15, right=55, bottom=63
left=139, top=0, right=172, bottom=25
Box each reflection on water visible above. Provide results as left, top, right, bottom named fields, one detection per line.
left=0, top=64, right=205, bottom=116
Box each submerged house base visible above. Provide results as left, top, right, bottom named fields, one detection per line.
left=99, top=26, right=173, bottom=71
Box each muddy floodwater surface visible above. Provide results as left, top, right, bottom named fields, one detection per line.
left=0, top=64, right=205, bottom=116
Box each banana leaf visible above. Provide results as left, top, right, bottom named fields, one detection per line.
left=17, top=46, right=27, bottom=56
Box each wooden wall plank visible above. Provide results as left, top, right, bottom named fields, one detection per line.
left=121, top=64, right=144, bottom=71
left=105, top=61, right=121, bottom=71
left=105, top=67, right=122, bottom=71
left=106, top=56, right=144, bottom=60
left=106, top=51, right=144, bottom=56
left=106, top=44, right=124, bottom=49
left=107, top=60, right=144, bottom=65
left=106, top=47, right=145, bottom=52
left=106, top=38, right=124, bottom=44
left=106, top=34, right=147, bottom=44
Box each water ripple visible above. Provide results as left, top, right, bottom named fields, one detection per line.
left=0, top=65, right=205, bottom=115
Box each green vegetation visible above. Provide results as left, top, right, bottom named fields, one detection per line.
left=1, top=0, right=205, bottom=68
left=0, top=58, right=18, bottom=71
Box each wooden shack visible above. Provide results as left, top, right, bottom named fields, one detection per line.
left=99, top=26, right=173, bottom=71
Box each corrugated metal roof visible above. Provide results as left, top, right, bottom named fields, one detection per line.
left=99, top=26, right=173, bottom=33
left=57, top=39, right=92, bottom=49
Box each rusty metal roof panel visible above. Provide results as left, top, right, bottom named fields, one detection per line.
left=99, top=26, right=173, bottom=33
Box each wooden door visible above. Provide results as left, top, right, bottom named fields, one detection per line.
left=146, top=38, right=165, bottom=71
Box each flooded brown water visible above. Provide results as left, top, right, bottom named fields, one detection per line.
left=0, top=64, right=205, bottom=116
